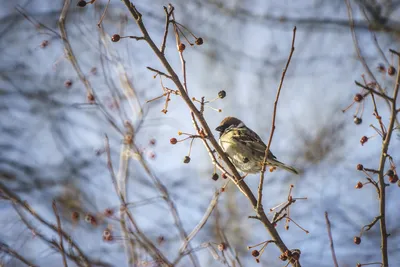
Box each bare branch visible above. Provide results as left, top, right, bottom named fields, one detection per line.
left=325, top=212, right=339, bottom=267
left=52, top=200, right=68, bottom=267
left=257, top=26, right=297, bottom=211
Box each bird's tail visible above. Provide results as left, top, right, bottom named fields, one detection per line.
left=269, top=159, right=299, bottom=175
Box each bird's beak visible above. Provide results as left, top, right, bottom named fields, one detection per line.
left=215, top=125, right=224, bottom=132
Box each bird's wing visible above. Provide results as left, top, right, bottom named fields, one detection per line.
left=231, top=127, right=277, bottom=159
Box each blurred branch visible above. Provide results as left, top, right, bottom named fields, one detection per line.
left=325, top=212, right=339, bottom=267
left=178, top=190, right=221, bottom=255
left=52, top=200, right=68, bottom=267
left=120, top=2, right=300, bottom=266
left=103, top=135, right=172, bottom=266
left=117, top=125, right=135, bottom=266
left=0, top=241, right=37, bottom=267
left=0, top=182, right=93, bottom=267
left=345, top=0, right=399, bottom=127
left=59, top=0, right=94, bottom=98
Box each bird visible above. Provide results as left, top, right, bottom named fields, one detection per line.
left=215, top=117, right=299, bottom=175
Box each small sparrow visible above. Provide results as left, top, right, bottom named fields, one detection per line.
left=216, top=117, right=298, bottom=175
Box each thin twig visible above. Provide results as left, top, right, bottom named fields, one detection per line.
left=0, top=182, right=92, bottom=267
left=354, top=81, right=393, bottom=102
left=0, top=241, right=37, bottom=267
left=325, top=212, right=339, bottom=267
left=175, top=190, right=221, bottom=264
left=147, top=66, right=173, bottom=79
left=257, top=26, right=297, bottom=211
left=160, top=6, right=174, bottom=54
left=52, top=200, right=68, bottom=267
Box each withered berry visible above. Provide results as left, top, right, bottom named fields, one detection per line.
left=360, top=136, right=368, bottom=146
left=388, top=66, right=396, bottom=76
left=251, top=250, right=260, bottom=257
left=389, top=175, right=398, bottom=184
left=178, top=43, right=186, bottom=52
left=183, top=156, right=191, bottom=163
left=77, top=0, right=87, bottom=7
left=170, top=138, right=178, bottom=145
left=218, top=243, right=226, bottom=251
left=357, top=164, right=364, bottom=171
left=195, top=37, right=203, bottom=45
left=111, top=34, right=121, bottom=42
left=353, top=117, right=362, bottom=125
left=355, top=182, right=363, bottom=189
left=212, top=173, right=219, bottom=181
left=353, top=236, right=361, bottom=245
left=64, top=80, right=72, bottom=88
left=218, top=90, right=226, bottom=99
left=354, top=93, right=364, bottom=102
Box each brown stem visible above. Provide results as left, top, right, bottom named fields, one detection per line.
left=325, top=212, right=339, bottom=267
left=52, top=200, right=68, bottom=267
left=0, top=241, right=37, bottom=267
left=257, top=26, right=297, bottom=211
left=376, top=57, right=400, bottom=267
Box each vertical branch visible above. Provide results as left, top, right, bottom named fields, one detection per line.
left=59, top=0, right=94, bottom=99
left=117, top=128, right=135, bottom=266
left=325, top=212, right=339, bottom=267
left=376, top=55, right=400, bottom=267
left=52, top=200, right=68, bottom=267
left=257, top=26, right=297, bottom=210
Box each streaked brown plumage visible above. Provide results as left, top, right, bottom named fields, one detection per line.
left=216, top=117, right=298, bottom=174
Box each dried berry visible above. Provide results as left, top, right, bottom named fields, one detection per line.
left=71, top=211, right=80, bottom=221
left=149, top=138, right=156, bottom=146
left=354, top=93, right=364, bottom=102
left=355, top=181, right=363, bottom=189
left=111, top=34, right=121, bottom=42
left=387, top=169, right=394, bottom=177
left=195, top=37, right=203, bottom=45
left=251, top=250, right=260, bottom=257
left=389, top=175, right=398, bottom=184
left=218, top=242, right=226, bottom=251
left=183, top=156, right=191, bottom=163
left=353, top=117, right=362, bottom=125
left=218, top=90, right=226, bottom=99
left=64, top=80, right=72, bottom=88
left=360, top=136, right=368, bottom=146
left=40, top=40, right=49, bottom=48
left=170, top=138, right=177, bottom=145
left=77, top=0, right=87, bottom=7
left=353, top=236, right=361, bottom=245
left=87, top=93, right=95, bottom=102
left=212, top=173, right=219, bottom=181
left=388, top=66, right=396, bottom=76
left=222, top=173, right=228, bottom=179
left=178, top=43, right=186, bottom=52
left=357, top=164, right=364, bottom=171
left=377, top=64, right=386, bottom=73
left=104, top=208, right=114, bottom=217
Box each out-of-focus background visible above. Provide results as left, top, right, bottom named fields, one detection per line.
left=1, top=0, right=400, bottom=266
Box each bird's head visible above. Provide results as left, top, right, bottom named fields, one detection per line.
left=215, top=117, right=244, bottom=134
